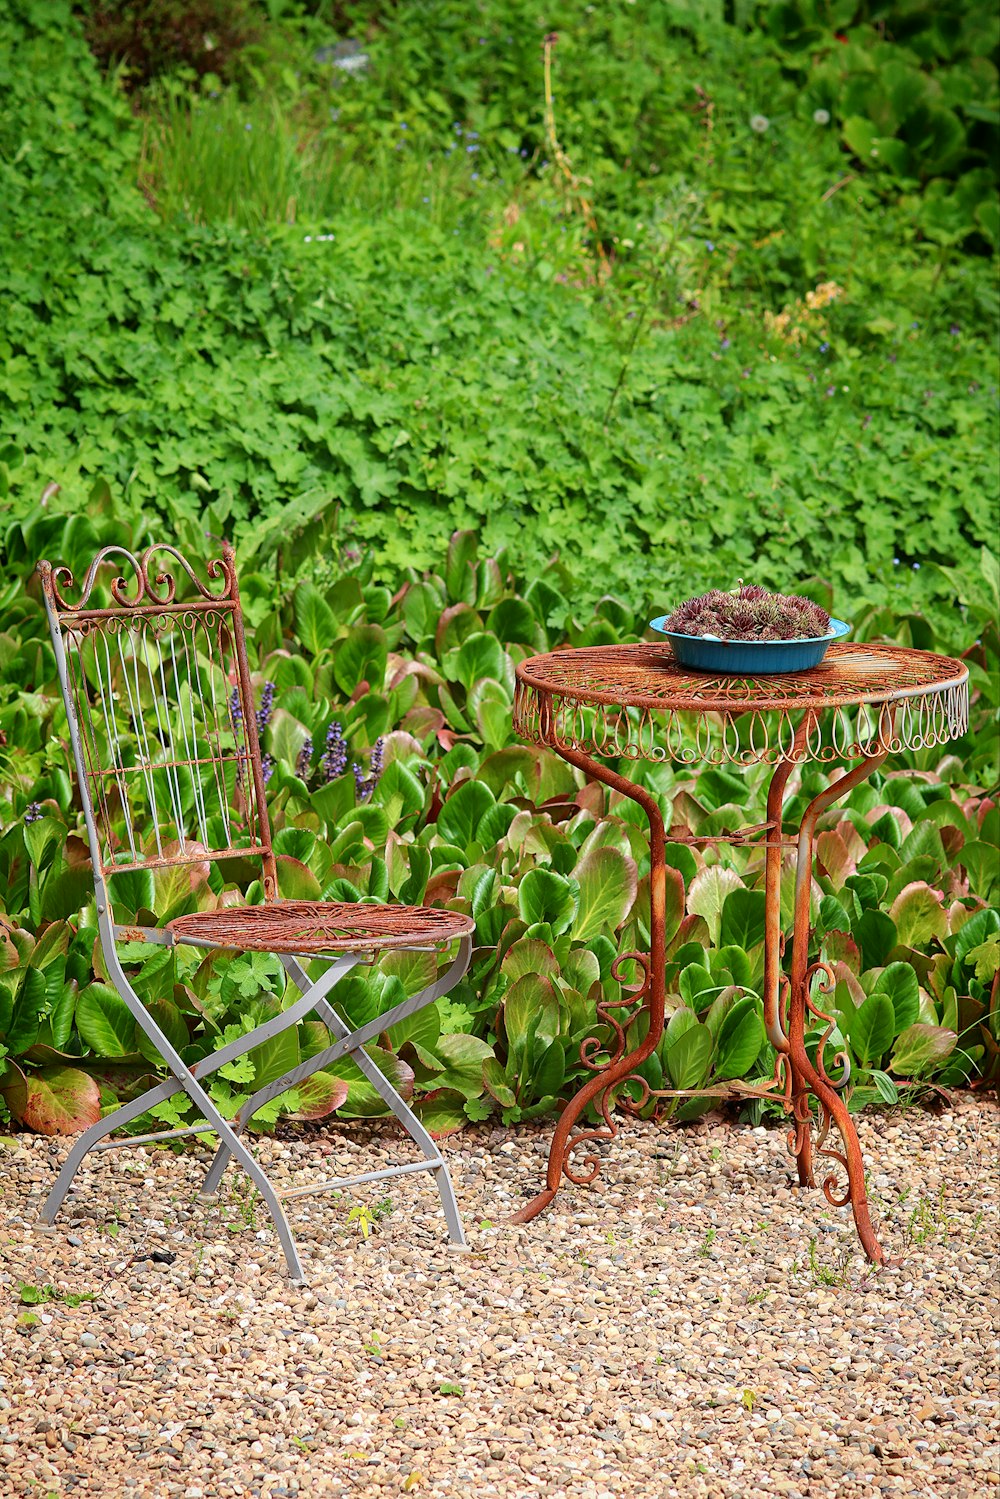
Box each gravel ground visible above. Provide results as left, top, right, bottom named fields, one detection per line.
left=0, top=1100, right=996, bottom=1499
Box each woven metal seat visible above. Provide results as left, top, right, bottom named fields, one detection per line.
left=167, top=901, right=474, bottom=954
left=36, top=540, right=475, bottom=1282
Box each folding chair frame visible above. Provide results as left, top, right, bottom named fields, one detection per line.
left=36, top=543, right=474, bottom=1282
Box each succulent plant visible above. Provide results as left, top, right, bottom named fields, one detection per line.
left=664, top=585, right=831, bottom=641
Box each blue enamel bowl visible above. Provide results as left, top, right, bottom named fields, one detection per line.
left=648, top=617, right=851, bottom=674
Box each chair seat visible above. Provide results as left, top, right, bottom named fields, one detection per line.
left=167, top=900, right=475, bottom=954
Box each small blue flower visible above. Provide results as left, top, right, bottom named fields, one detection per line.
left=244, top=123, right=252, bottom=132
left=949, top=324, right=960, bottom=336
left=24, top=802, right=42, bottom=824
left=400, top=121, right=407, bottom=129
left=819, top=341, right=829, bottom=353
left=720, top=337, right=731, bottom=350
left=705, top=241, right=714, bottom=252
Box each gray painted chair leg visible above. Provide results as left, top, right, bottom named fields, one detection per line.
left=295, top=954, right=469, bottom=1247
left=41, top=1077, right=182, bottom=1224
left=202, top=951, right=471, bottom=1247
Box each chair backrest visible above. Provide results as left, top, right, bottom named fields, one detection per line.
left=38, top=541, right=278, bottom=906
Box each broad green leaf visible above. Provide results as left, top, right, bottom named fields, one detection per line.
left=687, top=866, right=743, bottom=944
left=6, top=967, right=46, bottom=1053
left=0, top=1064, right=101, bottom=1134
left=517, top=869, right=577, bottom=935
left=482, top=1057, right=517, bottom=1108
left=870, top=1070, right=899, bottom=1105
left=437, top=779, right=495, bottom=847
left=135, top=999, right=190, bottom=1066
left=573, top=846, right=638, bottom=942
left=275, top=856, right=321, bottom=901
left=415, top=1090, right=471, bottom=1137
left=666, top=1024, right=712, bottom=1091
left=890, top=1023, right=957, bottom=1076
left=442, top=632, right=507, bottom=693
left=870, top=962, right=920, bottom=1033
left=889, top=882, right=948, bottom=948
left=76, top=983, right=136, bottom=1058
left=714, top=997, right=764, bottom=1080
left=334, top=625, right=388, bottom=695
left=288, top=1070, right=349, bottom=1120
left=445, top=530, right=478, bottom=605
left=295, top=583, right=336, bottom=657
left=430, top=1033, right=494, bottom=1098
left=379, top=949, right=438, bottom=998
left=503, top=972, right=559, bottom=1075
left=720, top=888, right=767, bottom=950
left=853, top=910, right=897, bottom=969
left=851, top=993, right=895, bottom=1066
left=679, top=963, right=722, bottom=1011
left=376, top=760, right=425, bottom=822
left=501, top=938, right=559, bottom=981
left=329, top=1046, right=415, bottom=1117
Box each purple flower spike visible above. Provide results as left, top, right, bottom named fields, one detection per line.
left=323, top=721, right=347, bottom=782
left=257, top=681, right=276, bottom=734
left=261, top=754, right=275, bottom=786
left=229, top=686, right=243, bottom=728
left=296, top=736, right=313, bottom=782
left=24, top=802, right=43, bottom=824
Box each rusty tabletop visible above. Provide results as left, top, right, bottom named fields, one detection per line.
left=509, top=640, right=969, bottom=1262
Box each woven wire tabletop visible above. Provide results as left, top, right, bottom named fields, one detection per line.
left=513, top=641, right=969, bottom=765
left=510, top=638, right=971, bottom=1261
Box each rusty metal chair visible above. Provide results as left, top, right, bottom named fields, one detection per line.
left=37, top=542, right=474, bottom=1282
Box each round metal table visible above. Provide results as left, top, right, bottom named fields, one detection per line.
left=510, top=641, right=969, bottom=1262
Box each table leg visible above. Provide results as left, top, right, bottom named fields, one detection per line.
left=510, top=745, right=667, bottom=1225
left=785, top=749, right=890, bottom=1264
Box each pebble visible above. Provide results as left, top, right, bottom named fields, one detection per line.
left=0, top=1105, right=995, bottom=1498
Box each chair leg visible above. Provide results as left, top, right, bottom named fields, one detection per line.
left=198, top=954, right=359, bottom=1200
left=78, top=934, right=314, bottom=1282
left=202, top=944, right=471, bottom=1247
left=41, top=1076, right=184, bottom=1225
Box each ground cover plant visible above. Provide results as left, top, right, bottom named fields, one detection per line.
left=2, top=0, right=998, bottom=621
left=0, top=503, right=997, bottom=1139
left=0, top=1, right=997, bottom=1136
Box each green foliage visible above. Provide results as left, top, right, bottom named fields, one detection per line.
left=0, top=3, right=996, bottom=1135
left=0, top=1, right=996, bottom=619
left=0, top=514, right=996, bottom=1136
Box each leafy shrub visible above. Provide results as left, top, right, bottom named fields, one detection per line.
left=0, top=3, right=997, bottom=1137
left=0, top=504, right=996, bottom=1138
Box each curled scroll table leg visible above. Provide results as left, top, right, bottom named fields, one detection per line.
left=787, top=750, right=890, bottom=1265
left=510, top=745, right=666, bottom=1225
